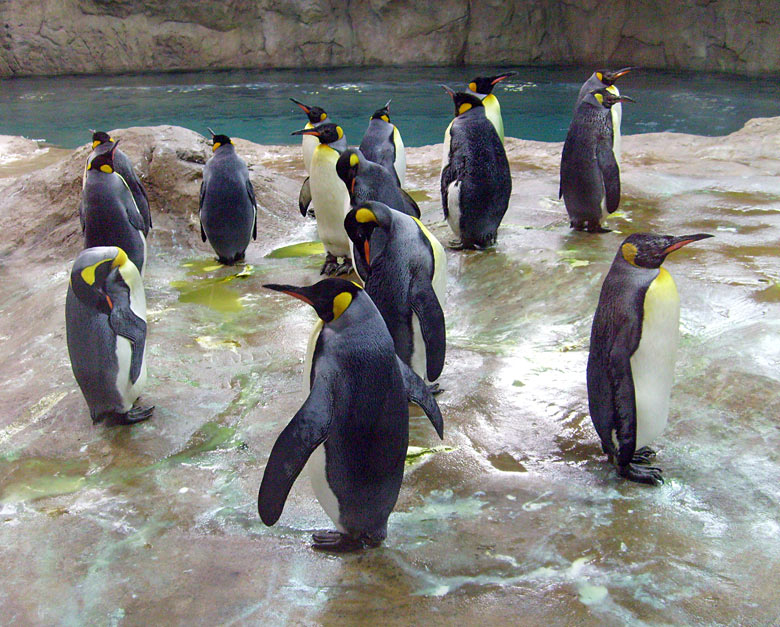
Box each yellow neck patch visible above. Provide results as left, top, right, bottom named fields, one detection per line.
left=336, top=126, right=344, bottom=139
left=621, top=242, right=639, bottom=266
left=99, top=164, right=113, bottom=174
left=332, top=292, right=352, bottom=320
left=458, top=103, right=472, bottom=116
left=212, top=142, right=221, bottom=151
left=112, top=248, right=128, bottom=268
left=355, top=208, right=377, bottom=223
left=596, top=72, right=603, bottom=82
left=468, top=82, right=477, bottom=92
left=380, top=115, right=390, bottom=123
left=80, top=258, right=112, bottom=286
left=319, top=112, right=327, bottom=121
left=594, top=92, right=604, bottom=105
left=349, top=153, right=360, bottom=167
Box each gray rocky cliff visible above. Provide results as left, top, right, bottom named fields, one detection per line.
left=0, top=0, right=777, bottom=77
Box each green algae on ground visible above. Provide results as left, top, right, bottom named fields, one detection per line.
left=405, top=445, right=454, bottom=467
left=266, top=241, right=325, bottom=258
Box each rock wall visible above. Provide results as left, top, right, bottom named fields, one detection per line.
left=0, top=0, right=778, bottom=77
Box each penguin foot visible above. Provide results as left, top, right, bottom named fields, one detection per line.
left=427, top=383, right=443, bottom=396
left=217, top=256, right=235, bottom=266
left=632, top=447, right=657, bottom=465
left=311, top=530, right=368, bottom=553
left=320, top=254, right=340, bottom=276
left=334, top=258, right=354, bottom=276
left=618, top=462, right=664, bottom=486
left=447, top=239, right=465, bottom=250
left=117, top=405, right=155, bottom=425
left=307, top=208, right=316, bottom=218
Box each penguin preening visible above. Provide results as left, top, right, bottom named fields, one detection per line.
left=336, top=148, right=420, bottom=218
left=344, top=201, right=446, bottom=385
left=290, top=98, right=330, bottom=217
left=467, top=71, right=517, bottom=143
left=440, top=87, right=512, bottom=249
left=587, top=232, right=713, bottom=485
left=291, top=123, right=352, bottom=276
left=258, top=279, right=444, bottom=552
left=358, top=100, right=406, bottom=187
left=66, top=246, right=153, bottom=425
left=81, top=141, right=148, bottom=276
left=199, top=129, right=257, bottom=265
left=87, top=131, right=152, bottom=232
left=559, top=87, right=635, bottom=233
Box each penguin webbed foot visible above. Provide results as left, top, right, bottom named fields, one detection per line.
left=98, top=405, right=155, bottom=426
left=617, top=462, right=664, bottom=485
left=334, top=258, right=354, bottom=276
left=320, top=254, right=340, bottom=276
left=311, top=530, right=377, bottom=553
left=307, top=207, right=316, bottom=218
left=632, top=446, right=657, bottom=465
left=427, top=382, right=443, bottom=396
left=447, top=239, right=465, bottom=250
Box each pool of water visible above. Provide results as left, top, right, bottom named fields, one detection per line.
left=2, top=65, right=779, bottom=148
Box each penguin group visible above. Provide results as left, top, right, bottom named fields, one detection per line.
left=61, top=67, right=714, bottom=555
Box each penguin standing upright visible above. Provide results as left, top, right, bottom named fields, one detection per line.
left=199, top=130, right=257, bottom=265
left=587, top=232, right=713, bottom=484
left=358, top=101, right=406, bottom=187
left=574, top=68, right=635, bottom=165
left=87, top=131, right=152, bottom=232
left=291, top=123, right=352, bottom=275
left=66, top=246, right=153, bottom=425
left=559, top=88, right=635, bottom=233
left=258, top=279, right=444, bottom=552
left=440, top=87, right=511, bottom=249
left=467, top=71, right=517, bottom=143
left=81, top=142, right=148, bottom=275
left=344, top=201, right=446, bottom=385
left=290, top=98, right=329, bottom=217
left=336, top=148, right=419, bottom=218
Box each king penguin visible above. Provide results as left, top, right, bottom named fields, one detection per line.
left=358, top=101, right=406, bottom=187
left=587, top=232, right=713, bottom=484
left=81, top=141, right=148, bottom=275
left=467, top=71, right=517, bottom=143
left=290, top=98, right=330, bottom=217
left=559, top=87, right=635, bottom=233
left=291, top=123, right=352, bottom=275
left=87, top=131, right=152, bottom=232
left=344, top=201, right=446, bottom=386
left=440, top=87, right=511, bottom=249
left=258, top=278, right=444, bottom=552
left=336, top=148, right=420, bottom=218
left=574, top=68, right=636, bottom=166
left=66, top=246, right=153, bottom=425
left=199, top=129, right=257, bottom=265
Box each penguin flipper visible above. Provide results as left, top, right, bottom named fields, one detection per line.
left=409, top=285, right=446, bottom=382
left=597, top=142, right=621, bottom=214
left=440, top=164, right=454, bottom=218
left=606, top=326, right=640, bottom=468
left=198, top=181, right=208, bottom=242
left=247, top=179, right=258, bottom=240
left=117, top=173, right=147, bottom=234
left=400, top=188, right=421, bottom=218
left=258, top=375, right=335, bottom=525
left=395, top=356, right=444, bottom=439
left=299, top=177, right=312, bottom=217
left=108, top=300, right=147, bottom=385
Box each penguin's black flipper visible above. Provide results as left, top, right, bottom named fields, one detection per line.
left=400, top=188, right=421, bottom=218
left=606, top=324, right=640, bottom=469
left=395, top=356, right=444, bottom=439
left=198, top=181, right=208, bottom=242
left=116, top=173, right=147, bottom=234
left=299, top=177, right=312, bottom=217
left=107, top=297, right=147, bottom=385
left=258, top=375, right=335, bottom=525
left=440, top=164, right=454, bottom=219
left=409, top=285, right=446, bottom=382
left=597, top=141, right=621, bottom=214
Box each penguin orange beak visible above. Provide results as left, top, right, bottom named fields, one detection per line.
left=617, top=95, right=637, bottom=104
left=264, top=283, right=313, bottom=305
left=290, top=98, right=312, bottom=115
left=612, top=67, right=638, bottom=80
left=363, top=240, right=371, bottom=265
left=291, top=128, right=320, bottom=137
left=490, top=71, right=518, bottom=85
left=662, top=233, right=714, bottom=255
left=440, top=84, right=456, bottom=99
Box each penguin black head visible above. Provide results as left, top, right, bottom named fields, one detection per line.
left=208, top=129, right=232, bottom=151
left=264, top=279, right=362, bottom=323
left=594, top=67, right=637, bottom=86
left=336, top=148, right=363, bottom=194
left=87, top=140, right=119, bottom=173
left=441, top=85, right=484, bottom=117
left=344, top=201, right=393, bottom=267
left=590, top=88, right=636, bottom=109
left=468, top=71, right=518, bottom=96
left=369, top=100, right=392, bottom=122
left=91, top=131, right=113, bottom=149
left=70, top=246, right=130, bottom=314
left=290, top=98, right=328, bottom=125
left=619, top=233, right=714, bottom=269
left=291, top=122, right=344, bottom=145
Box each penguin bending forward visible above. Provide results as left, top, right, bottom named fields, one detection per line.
left=358, top=101, right=406, bottom=187
left=258, top=279, right=444, bottom=552
left=587, top=233, right=713, bottom=484
left=559, top=88, right=635, bottom=233
left=199, top=130, right=257, bottom=265
left=81, top=142, right=148, bottom=275
left=290, top=97, right=330, bottom=217
left=344, top=201, right=446, bottom=385
left=66, top=246, right=153, bottom=425
left=336, top=148, right=420, bottom=218
left=440, top=87, right=511, bottom=249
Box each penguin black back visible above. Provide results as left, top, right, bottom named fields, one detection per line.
left=358, top=101, right=400, bottom=185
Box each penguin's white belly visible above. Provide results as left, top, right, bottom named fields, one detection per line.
left=393, top=126, right=406, bottom=188
left=610, top=97, right=622, bottom=167
left=114, top=337, right=146, bottom=412
left=410, top=312, right=426, bottom=381
left=446, top=180, right=462, bottom=238
left=310, top=149, right=350, bottom=257
left=630, top=268, right=680, bottom=449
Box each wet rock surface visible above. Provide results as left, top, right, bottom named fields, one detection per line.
left=0, top=121, right=779, bottom=623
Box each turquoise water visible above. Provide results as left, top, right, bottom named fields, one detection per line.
left=1, top=65, right=779, bottom=148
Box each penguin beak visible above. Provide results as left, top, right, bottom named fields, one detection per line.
left=384, top=99, right=392, bottom=110
left=440, top=84, right=456, bottom=99
left=363, top=240, right=371, bottom=265
left=207, top=127, right=216, bottom=138
left=290, top=98, right=311, bottom=114
left=490, top=71, right=518, bottom=85
left=617, top=95, right=637, bottom=104
left=662, top=233, right=714, bottom=255
left=612, top=67, right=638, bottom=80
left=291, top=127, right=320, bottom=137
left=263, top=283, right=314, bottom=305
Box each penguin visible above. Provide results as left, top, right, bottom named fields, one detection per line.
left=290, top=123, right=352, bottom=276
left=559, top=88, right=635, bottom=233
left=290, top=98, right=330, bottom=217
left=587, top=232, right=713, bottom=485
left=66, top=246, right=153, bottom=425
left=336, top=148, right=420, bottom=218
left=466, top=71, right=517, bottom=143
left=199, top=130, right=257, bottom=265
left=87, top=131, right=152, bottom=232
left=81, top=141, right=148, bottom=275
left=574, top=68, right=636, bottom=166
left=440, top=87, right=512, bottom=249
left=344, top=201, right=446, bottom=386
left=358, top=101, right=406, bottom=187
left=258, top=278, right=444, bottom=552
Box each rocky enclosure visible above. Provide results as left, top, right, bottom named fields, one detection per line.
left=0, top=0, right=777, bottom=78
